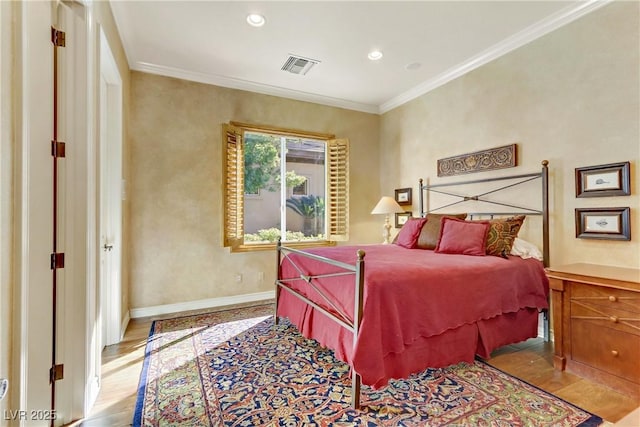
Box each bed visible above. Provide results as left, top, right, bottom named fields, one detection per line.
left=274, top=161, right=551, bottom=409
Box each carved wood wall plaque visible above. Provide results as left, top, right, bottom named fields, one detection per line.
left=437, top=144, right=517, bottom=177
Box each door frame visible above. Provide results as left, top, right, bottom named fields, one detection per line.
left=9, top=1, right=126, bottom=422
left=98, top=26, right=123, bottom=348
left=12, top=0, right=56, bottom=421
left=0, top=0, right=14, bottom=417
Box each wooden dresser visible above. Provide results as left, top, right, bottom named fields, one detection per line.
left=547, top=263, right=640, bottom=398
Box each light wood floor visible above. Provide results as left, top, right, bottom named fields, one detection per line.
left=68, top=304, right=639, bottom=426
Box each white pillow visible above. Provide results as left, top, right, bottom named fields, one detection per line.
left=510, top=238, right=544, bottom=261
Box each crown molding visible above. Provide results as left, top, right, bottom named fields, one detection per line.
left=379, top=0, right=612, bottom=114
left=132, top=62, right=380, bottom=114
left=129, top=0, right=610, bottom=116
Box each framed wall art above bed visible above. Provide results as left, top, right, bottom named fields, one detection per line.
left=436, top=143, right=517, bottom=177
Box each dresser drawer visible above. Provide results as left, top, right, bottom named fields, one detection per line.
left=571, top=319, right=640, bottom=382
left=570, top=301, right=640, bottom=336
left=571, top=283, right=640, bottom=314
left=547, top=264, right=640, bottom=397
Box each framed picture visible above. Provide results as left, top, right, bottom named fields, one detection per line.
left=395, top=212, right=412, bottom=228
left=395, top=188, right=412, bottom=206
left=575, top=162, right=630, bottom=198
left=575, top=207, right=630, bottom=240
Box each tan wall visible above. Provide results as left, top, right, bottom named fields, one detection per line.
left=380, top=1, right=639, bottom=269
left=129, top=72, right=380, bottom=309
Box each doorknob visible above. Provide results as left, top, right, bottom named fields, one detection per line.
left=103, top=244, right=114, bottom=252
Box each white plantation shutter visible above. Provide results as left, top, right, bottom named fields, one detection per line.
left=223, top=124, right=244, bottom=248
left=326, top=138, right=349, bottom=241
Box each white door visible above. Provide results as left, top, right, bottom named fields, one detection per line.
left=99, top=27, right=123, bottom=349
left=13, top=1, right=56, bottom=423
left=55, top=1, right=92, bottom=422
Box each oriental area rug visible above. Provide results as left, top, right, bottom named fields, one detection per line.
left=133, top=305, right=601, bottom=426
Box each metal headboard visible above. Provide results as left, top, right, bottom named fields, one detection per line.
left=419, top=160, right=550, bottom=342
left=418, top=160, right=549, bottom=267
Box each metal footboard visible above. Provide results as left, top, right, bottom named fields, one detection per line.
left=274, top=240, right=366, bottom=409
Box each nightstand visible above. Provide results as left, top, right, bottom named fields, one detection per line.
left=546, top=263, right=640, bottom=398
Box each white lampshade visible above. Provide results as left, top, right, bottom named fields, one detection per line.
left=371, top=196, right=404, bottom=215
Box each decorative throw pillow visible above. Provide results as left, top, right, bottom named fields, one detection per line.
left=416, top=213, right=468, bottom=249
left=435, top=217, right=490, bottom=256
left=485, top=215, right=526, bottom=258
left=394, top=217, right=428, bottom=249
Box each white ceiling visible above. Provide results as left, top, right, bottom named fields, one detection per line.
left=111, top=1, right=609, bottom=114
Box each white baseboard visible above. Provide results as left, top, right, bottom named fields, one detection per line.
left=129, top=290, right=275, bottom=319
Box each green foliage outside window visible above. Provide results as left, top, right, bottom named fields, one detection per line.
left=285, top=195, right=325, bottom=236
left=285, top=195, right=325, bottom=218
left=244, top=228, right=321, bottom=243
left=244, top=133, right=306, bottom=194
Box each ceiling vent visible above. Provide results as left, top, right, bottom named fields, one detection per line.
left=281, top=55, right=320, bottom=75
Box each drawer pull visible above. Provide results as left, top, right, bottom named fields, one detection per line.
left=609, top=316, right=619, bottom=323
left=611, top=350, right=619, bottom=357
left=608, top=295, right=617, bottom=302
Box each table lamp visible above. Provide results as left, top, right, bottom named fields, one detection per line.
left=371, top=196, right=405, bottom=244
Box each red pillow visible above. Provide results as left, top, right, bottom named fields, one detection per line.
left=394, top=217, right=428, bottom=249
left=435, top=217, right=490, bottom=256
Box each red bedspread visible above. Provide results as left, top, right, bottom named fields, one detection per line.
left=277, top=244, right=549, bottom=388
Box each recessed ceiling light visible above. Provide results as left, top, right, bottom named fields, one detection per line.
left=246, top=13, right=266, bottom=27
left=368, top=50, right=383, bottom=61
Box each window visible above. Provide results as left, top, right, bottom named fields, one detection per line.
left=223, top=122, right=349, bottom=251
left=292, top=177, right=309, bottom=196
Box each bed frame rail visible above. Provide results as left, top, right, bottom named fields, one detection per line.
left=275, top=241, right=366, bottom=408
